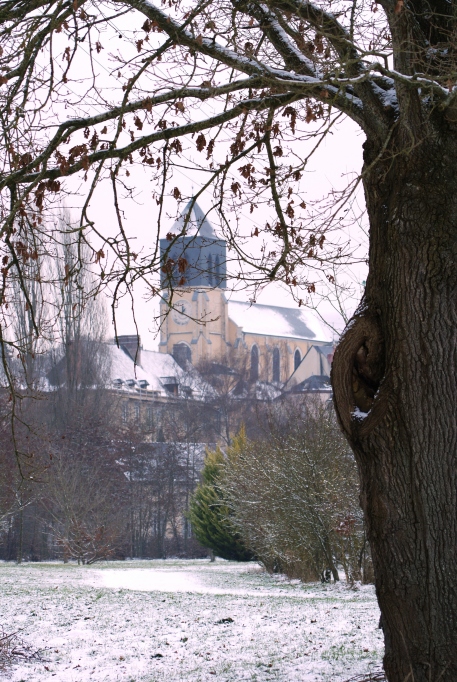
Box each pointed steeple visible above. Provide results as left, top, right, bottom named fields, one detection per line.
left=170, top=200, right=217, bottom=238
left=160, top=199, right=226, bottom=289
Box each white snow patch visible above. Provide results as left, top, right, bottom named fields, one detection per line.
left=98, top=569, right=205, bottom=593
left=352, top=407, right=369, bottom=420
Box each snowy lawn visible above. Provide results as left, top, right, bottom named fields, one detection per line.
left=0, top=559, right=383, bottom=681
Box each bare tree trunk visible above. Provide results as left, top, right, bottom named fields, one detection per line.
left=332, top=134, right=457, bottom=681
left=323, top=538, right=339, bottom=583
left=17, top=504, right=23, bottom=565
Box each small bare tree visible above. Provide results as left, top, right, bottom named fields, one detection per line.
left=46, top=212, right=110, bottom=427
left=44, top=443, right=126, bottom=564
left=196, top=348, right=274, bottom=444
left=9, top=246, right=51, bottom=388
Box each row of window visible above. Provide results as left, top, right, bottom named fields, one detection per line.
left=173, top=342, right=303, bottom=383
left=250, top=346, right=302, bottom=382
left=122, top=402, right=155, bottom=425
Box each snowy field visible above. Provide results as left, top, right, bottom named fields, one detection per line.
left=0, top=559, right=383, bottom=681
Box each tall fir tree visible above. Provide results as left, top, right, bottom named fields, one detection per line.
left=189, top=439, right=251, bottom=562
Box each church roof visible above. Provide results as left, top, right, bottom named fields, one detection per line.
left=170, top=200, right=217, bottom=238
left=227, top=300, right=332, bottom=343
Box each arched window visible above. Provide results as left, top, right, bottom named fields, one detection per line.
left=215, top=255, right=220, bottom=284
left=250, top=345, right=259, bottom=382
left=294, top=349, right=301, bottom=371
left=272, top=347, right=280, bottom=383
left=173, top=343, right=192, bottom=368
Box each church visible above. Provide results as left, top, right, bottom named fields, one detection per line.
left=159, top=200, right=333, bottom=386
left=40, top=200, right=335, bottom=450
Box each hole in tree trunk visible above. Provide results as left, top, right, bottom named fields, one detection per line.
left=352, top=339, right=384, bottom=414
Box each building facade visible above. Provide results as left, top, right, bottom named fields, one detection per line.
left=159, top=200, right=333, bottom=383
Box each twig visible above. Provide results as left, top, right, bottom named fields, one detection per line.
left=0, top=628, right=48, bottom=670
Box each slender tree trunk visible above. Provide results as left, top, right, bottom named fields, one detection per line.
left=17, top=505, right=23, bottom=565
left=332, top=131, right=457, bottom=681
left=323, top=536, right=339, bottom=582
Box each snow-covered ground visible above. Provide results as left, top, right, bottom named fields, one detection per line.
left=0, top=559, right=383, bottom=681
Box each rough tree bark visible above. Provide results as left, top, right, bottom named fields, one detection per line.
left=332, top=124, right=457, bottom=681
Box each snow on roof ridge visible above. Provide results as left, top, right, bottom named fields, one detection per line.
left=227, top=299, right=332, bottom=343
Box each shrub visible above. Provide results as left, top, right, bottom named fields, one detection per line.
left=222, top=398, right=372, bottom=582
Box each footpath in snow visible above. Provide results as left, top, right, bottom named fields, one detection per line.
left=0, top=559, right=383, bottom=681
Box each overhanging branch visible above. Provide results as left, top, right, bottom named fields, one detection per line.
left=6, top=91, right=300, bottom=187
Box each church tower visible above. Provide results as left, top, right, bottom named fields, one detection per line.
left=158, top=201, right=229, bottom=368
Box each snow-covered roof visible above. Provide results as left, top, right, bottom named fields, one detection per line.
left=227, top=301, right=332, bottom=343
left=255, top=382, right=283, bottom=401
left=289, top=375, right=332, bottom=393
left=107, top=344, right=210, bottom=399
left=108, top=344, right=156, bottom=387
left=170, top=200, right=217, bottom=238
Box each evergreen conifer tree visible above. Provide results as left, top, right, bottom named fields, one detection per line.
left=189, top=441, right=251, bottom=561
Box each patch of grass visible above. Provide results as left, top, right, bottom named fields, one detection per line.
left=323, top=644, right=379, bottom=663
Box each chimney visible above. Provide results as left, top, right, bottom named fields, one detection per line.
left=117, top=334, right=142, bottom=367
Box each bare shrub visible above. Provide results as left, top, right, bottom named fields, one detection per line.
left=223, top=397, right=372, bottom=582
left=44, top=446, right=125, bottom=564
left=0, top=628, right=46, bottom=669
